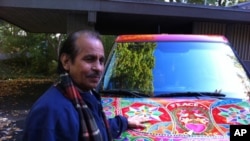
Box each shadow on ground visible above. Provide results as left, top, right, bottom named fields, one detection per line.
left=0, top=79, right=53, bottom=141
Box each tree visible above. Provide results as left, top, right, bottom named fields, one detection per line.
left=0, top=21, right=119, bottom=79
left=101, top=35, right=116, bottom=59
left=164, top=0, right=248, bottom=6
left=0, top=21, right=65, bottom=77
left=112, top=42, right=156, bottom=95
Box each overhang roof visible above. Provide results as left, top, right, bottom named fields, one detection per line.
left=0, top=0, right=250, bottom=35
left=231, top=1, right=250, bottom=10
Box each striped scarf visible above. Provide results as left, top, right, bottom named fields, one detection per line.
left=55, top=73, right=112, bottom=141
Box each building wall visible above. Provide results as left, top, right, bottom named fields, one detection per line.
left=193, top=22, right=226, bottom=35
left=228, top=24, right=250, bottom=60
left=193, top=22, right=250, bottom=71
left=193, top=22, right=250, bottom=60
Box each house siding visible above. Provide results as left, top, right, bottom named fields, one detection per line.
left=193, top=22, right=250, bottom=61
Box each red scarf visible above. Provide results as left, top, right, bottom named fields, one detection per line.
left=55, top=73, right=112, bottom=141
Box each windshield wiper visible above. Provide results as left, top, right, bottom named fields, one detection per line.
left=154, top=92, right=226, bottom=98
left=99, top=90, right=150, bottom=98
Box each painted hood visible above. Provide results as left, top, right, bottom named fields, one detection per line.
left=102, top=97, right=250, bottom=141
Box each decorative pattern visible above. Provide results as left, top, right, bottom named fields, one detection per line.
left=125, top=105, right=163, bottom=121
left=101, top=97, right=250, bottom=141
left=217, top=102, right=250, bottom=125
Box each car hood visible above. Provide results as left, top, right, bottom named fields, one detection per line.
left=101, top=97, right=250, bottom=141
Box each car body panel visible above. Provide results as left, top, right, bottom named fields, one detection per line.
left=116, top=34, right=229, bottom=43
left=102, top=97, right=250, bottom=140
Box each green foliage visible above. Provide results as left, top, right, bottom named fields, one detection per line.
left=188, top=0, right=206, bottom=4
left=165, top=0, right=248, bottom=6
left=102, top=35, right=116, bottom=59
left=112, top=42, right=156, bottom=94
left=0, top=21, right=66, bottom=79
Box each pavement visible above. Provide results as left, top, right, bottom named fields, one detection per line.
left=0, top=81, right=51, bottom=141
left=0, top=109, right=28, bottom=141
left=0, top=79, right=52, bottom=141
left=0, top=86, right=41, bottom=141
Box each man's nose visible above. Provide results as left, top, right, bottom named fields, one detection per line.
left=92, top=62, right=103, bottom=71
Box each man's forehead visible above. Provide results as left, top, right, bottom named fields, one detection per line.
left=76, top=38, right=104, bottom=53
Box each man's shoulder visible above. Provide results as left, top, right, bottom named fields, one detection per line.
left=31, top=86, right=74, bottom=111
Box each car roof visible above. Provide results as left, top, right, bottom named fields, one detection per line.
left=115, top=34, right=229, bottom=43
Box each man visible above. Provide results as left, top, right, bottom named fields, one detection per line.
left=22, top=30, right=146, bottom=141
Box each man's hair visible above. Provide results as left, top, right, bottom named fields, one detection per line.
left=57, top=30, right=102, bottom=74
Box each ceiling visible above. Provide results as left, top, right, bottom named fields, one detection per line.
left=0, top=0, right=250, bottom=35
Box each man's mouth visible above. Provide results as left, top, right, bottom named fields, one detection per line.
left=88, top=76, right=100, bottom=82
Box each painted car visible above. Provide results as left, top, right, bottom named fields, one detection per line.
left=96, top=34, right=250, bottom=140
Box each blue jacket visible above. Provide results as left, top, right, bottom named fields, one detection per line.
left=22, top=86, right=128, bottom=141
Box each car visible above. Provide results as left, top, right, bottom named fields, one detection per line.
left=96, top=34, right=250, bottom=141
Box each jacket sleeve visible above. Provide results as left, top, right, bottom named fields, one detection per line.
left=22, top=106, right=58, bottom=141
left=108, top=115, right=128, bottom=138
left=22, top=96, right=80, bottom=141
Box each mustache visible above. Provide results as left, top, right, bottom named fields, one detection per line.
left=86, top=72, right=102, bottom=78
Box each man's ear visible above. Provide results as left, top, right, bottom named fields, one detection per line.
left=60, top=53, right=71, bottom=71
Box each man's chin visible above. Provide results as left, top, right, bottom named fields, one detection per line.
left=89, top=83, right=99, bottom=89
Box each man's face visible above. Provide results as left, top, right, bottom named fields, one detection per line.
left=62, top=35, right=105, bottom=91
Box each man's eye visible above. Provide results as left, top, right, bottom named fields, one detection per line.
left=84, top=57, right=94, bottom=61
left=100, top=58, right=105, bottom=64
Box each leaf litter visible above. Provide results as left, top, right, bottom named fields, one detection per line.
left=0, top=110, right=28, bottom=141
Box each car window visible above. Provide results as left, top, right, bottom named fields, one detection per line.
left=101, top=41, right=250, bottom=99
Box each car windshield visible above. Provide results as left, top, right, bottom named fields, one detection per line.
left=100, top=41, right=250, bottom=99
